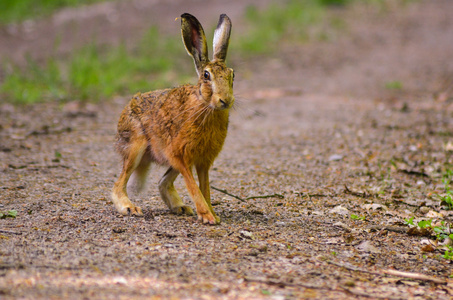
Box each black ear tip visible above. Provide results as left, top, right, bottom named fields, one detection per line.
left=181, top=13, right=193, bottom=18
left=219, top=14, right=230, bottom=20
left=217, top=14, right=231, bottom=27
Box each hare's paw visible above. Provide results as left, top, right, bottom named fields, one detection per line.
left=118, top=205, right=143, bottom=217
left=116, top=202, right=143, bottom=217
left=197, top=211, right=220, bottom=225
left=128, top=205, right=143, bottom=216
left=112, top=193, right=143, bottom=217
left=171, top=205, right=194, bottom=216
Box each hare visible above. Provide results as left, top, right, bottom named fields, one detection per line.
left=111, top=13, right=234, bottom=225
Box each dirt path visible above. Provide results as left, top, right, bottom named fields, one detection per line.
left=1, top=0, right=453, bottom=299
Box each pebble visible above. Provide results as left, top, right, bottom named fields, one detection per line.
left=426, top=210, right=443, bottom=219
left=328, top=154, right=343, bottom=161
left=356, top=240, right=380, bottom=253
left=329, top=205, right=349, bottom=216
left=333, top=221, right=351, bottom=232
left=420, top=206, right=430, bottom=214
left=239, top=230, right=255, bottom=240
left=364, top=203, right=387, bottom=211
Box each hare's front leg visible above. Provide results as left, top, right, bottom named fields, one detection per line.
left=175, top=161, right=218, bottom=225
left=196, top=164, right=220, bottom=224
left=111, top=138, right=147, bottom=216
left=158, top=167, right=194, bottom=216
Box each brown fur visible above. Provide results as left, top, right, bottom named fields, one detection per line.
left=111, top=14, right=234, bottom=224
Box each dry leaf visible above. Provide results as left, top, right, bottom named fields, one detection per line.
left=420, top=244, right=436, bottom=252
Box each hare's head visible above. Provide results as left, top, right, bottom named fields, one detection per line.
left=181, top=13, right=234, bottom=111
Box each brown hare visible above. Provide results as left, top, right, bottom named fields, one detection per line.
left=112, top=13, right=234, bottom=225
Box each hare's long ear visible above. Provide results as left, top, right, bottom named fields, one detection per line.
left=213, top=14, right=232, bottom=62
left=181, top=13, right=208, bottom=75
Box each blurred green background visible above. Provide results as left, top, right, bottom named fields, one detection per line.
left=0, top=0, right=383, bottom=104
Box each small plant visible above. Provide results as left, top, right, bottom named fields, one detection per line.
left=417, top=219, right=432, bottom=229
left=319, top=0, right=351, bottom=5
left=351, top=214, right=366, bottom=221
left=440, top=193, right=453, bottom=209
left=53, top=150, right=63, bottom=162
left=0, top=210, right=17, bottom=219
left=261, top=289, right=271, bottom=295
left=385, top=80, right=403, bottom=90
left=441, top=244, right=453, bottom=261
left=409, top=219, right=453, bottom=261
left=433, top=221, right=453, bottom=240
left=438, top=169, right=453, bottom=210
left=404, top=216, right=415, bottom=226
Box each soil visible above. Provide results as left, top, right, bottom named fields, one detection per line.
left=1, top=0, right=453, bottom=299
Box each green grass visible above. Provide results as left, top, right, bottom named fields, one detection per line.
left=405, top=218, right=453, bottom=261
left=385, top=80, right=403, bottom=90
left=1, top=27, right=189, bottom=103
left=350, top=214, right=366, bottom=220
left=0, top=210, right=17, bottom=219
left=0, top=0, right=110, bottom=24
left=0, top=0, right=362, bottom=104
left=439, top=169, right=453, bottom=210
left=235, top=0, right=356, bottom=54
left=236, top=0, right=326, bottom=53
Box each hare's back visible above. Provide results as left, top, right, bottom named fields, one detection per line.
left=133, top=86, right=194, bottom=115
left=116, top=90, right=167, bottom=135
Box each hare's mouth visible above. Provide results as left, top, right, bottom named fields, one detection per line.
left=211, top=100, right=230, bottom=111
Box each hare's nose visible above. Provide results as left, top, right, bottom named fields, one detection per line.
left=219, top=99, right=228, bottom=108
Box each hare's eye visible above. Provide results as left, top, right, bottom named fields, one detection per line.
left=232, top=72, right=235, bottom=81
left=203, top=71, right=210, bottom=80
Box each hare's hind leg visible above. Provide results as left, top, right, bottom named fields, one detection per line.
left=158, top=167, right=194, bottom=216
left=128, top=153, right=152, bottom=194
left=112, top=137, right=148, bottom=216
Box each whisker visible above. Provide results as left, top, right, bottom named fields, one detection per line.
left=180, top=104, right=209, bottom=128
left=192, top=105, right=210, bottom=125
left=173, top=102, right=203, bottom=121
left=230, top=96, right=259, bottom=119
left=200, top=106, right=213, bottom=127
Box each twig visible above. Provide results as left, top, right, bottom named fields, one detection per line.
left=392, top=199, right=422, bottom=208
left=211, top=186, right=285, bottom=202
left=34, top=265, right=83, bottom=270
left=0, top=263, right=24, bottom=270
left=327, top=260, right=379, bottom=275
left=383, top=269, right=447, bottom=284
left=0, top=229, right=22, bottom=235
left=327, top=260, right=447, bottom=285
left=245, top=277, right=403, bottom=299
left=0, top=263, right=82, bottom=271
left=367, top=225, right=408, bottom=234
left=87, top=240, right=110, bottom=248
left=398, top=169, right=429, bottom=178
left=244, top=276, right=334, bottom=290
left=245, top=194, right=284, bottom=200
left=295, top=192, right=330, bottom=198
left=344, top=185, right=371, bottom=198
left=339, top=286, right=404, bottom=300
left=210, top=186, right=245, bottom=202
